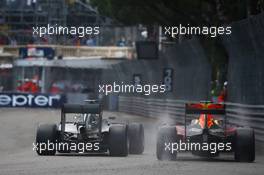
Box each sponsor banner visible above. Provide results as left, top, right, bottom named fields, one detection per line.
left=19, top=47, right=55, bottom=60
left=0, top=93, right=66, bottom=108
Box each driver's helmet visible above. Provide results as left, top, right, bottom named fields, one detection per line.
left=85, top=114, right=98, bottom=130
left=89, top=114, right=97, bottom=123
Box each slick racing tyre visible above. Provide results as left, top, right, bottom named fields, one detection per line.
left=128, top=123, right=144, bottom=154
left=234, top=128, right=255, bottom=162
left=156, top=126, right=178, bottom=161
left=109, top=124, right=128, bottom=156
left=36, top=124, right=58, bottom=156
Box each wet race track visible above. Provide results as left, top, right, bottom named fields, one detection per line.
left=0, top=108, right=263, bottom=175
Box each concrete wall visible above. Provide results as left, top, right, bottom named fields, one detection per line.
left=222, top=13, right=264, bottom=104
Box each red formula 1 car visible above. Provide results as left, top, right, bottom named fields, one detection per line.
left=156, top=102, right=255, bottom=162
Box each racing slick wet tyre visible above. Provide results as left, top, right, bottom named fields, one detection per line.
left=128, top=123, right=144, bottom=154
left=36, top=124, right=58, bottom=156
left=156, top=126, right=178, bottom=161
left=109, top=125, right=128, bottom=156
left=234, top=128, right=255, bottom=162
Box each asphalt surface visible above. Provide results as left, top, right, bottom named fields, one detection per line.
left=0, top=108, right=263, bottom=175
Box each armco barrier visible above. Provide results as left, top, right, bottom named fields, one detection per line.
left=225, top=103, right=264, bottom=142
left=118, top=96, right=264, bottom=142
left=119, top=96, right=186, bottom=122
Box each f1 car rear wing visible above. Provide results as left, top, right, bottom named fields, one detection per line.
left=185, top=103, right=225, bottom=115
left=62, top=104, right=101, bottom=114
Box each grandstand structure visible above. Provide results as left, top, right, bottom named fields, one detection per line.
left=0, top=0, right=104, bottom=44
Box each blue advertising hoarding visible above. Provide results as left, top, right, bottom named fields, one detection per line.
left=0, top=93, right=66, bottom=108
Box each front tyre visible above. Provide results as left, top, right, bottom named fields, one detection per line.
left=128, top=123, right=144, bottom=154
left=156, top=126, right=178, bottom=161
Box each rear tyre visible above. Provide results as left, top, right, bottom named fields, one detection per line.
left=36, top=124, right=58, bottom=156
left=156, top=126, right=178, bottom=161
left=128, top=123, right=144, bottom=154
left=234, top=128, right=255, bottom=162
left=109, top=125, right=128, bottom=156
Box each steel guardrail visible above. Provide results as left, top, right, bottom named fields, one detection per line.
left=118, top=96, right=264, bottom=142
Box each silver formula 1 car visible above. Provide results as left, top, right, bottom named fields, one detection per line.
left=36, top=100, right=144, bottom=156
